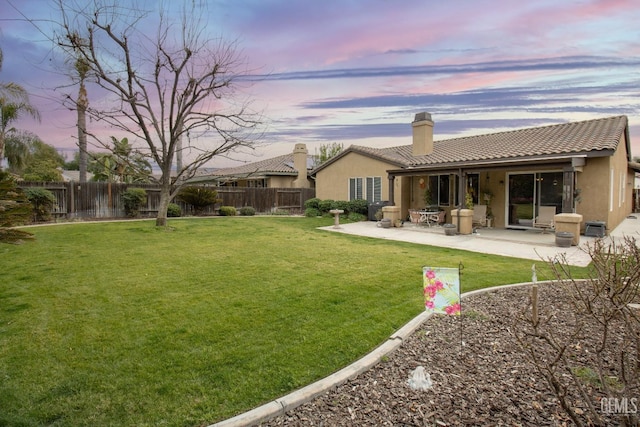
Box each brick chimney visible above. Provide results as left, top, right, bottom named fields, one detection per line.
left=412, top=112, right=434, bottom=156
left=292, top=143, right=309, bottom=188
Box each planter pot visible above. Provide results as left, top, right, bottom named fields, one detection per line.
left=378, top=218, right=392, bottom=228
left=555, top=231, right=573, bottom=247
left=444, top=224, right=456, bottom=236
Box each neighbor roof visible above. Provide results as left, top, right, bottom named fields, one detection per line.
left=313, top=115, right=629, bottom=173
left=205, top=153, right=314, bottom=179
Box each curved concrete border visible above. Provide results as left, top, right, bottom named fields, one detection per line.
left=210, top=280, right=561, bottom=427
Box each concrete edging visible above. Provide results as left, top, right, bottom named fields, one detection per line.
left=210, top=280, right=559, bottom=427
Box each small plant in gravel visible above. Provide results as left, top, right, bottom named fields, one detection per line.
left=513, top=237, right=640, bottom=427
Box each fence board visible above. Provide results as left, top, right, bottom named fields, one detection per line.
left=18, top=182, right=315, bottom=219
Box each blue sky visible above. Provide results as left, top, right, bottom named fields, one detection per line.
left=1, top=0, right=639, bottom=167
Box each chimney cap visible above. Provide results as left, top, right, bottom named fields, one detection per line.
left=413, top=112, right=432, bottom=123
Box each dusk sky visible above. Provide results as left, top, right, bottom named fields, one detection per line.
left=1, top=0, right=639, bottom=168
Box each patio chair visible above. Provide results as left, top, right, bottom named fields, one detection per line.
left=408, top=209, right=421, bottom=225
left=533, top=206, right=556, bottom=233
left=472, top=204, right=488, bottom=227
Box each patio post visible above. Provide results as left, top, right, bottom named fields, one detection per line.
left=456, top=168, right=465, bottom=232
left=562, top=168, right=575, bottom=213
left=388, top=174, right=395, bottom=205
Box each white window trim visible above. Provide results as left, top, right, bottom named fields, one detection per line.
left=349, top=177, right=363, bottom=201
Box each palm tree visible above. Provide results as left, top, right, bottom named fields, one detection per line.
left=0, top=100, right=41, bottom=171
left=75, top=56, right=90, bottom=182
left=0, top=47, right=40, bottom=170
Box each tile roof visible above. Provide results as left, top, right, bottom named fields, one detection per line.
left=208, top=153, right=312, bottom=177
left=343, top=115, right=628, bottom=169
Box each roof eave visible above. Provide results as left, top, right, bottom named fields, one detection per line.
left=311, top=146, right=407, bottom=175
left=387, top=152, right=610, bottom=176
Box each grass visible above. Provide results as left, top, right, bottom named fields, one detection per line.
left=0, top=216, right=589, bottom=426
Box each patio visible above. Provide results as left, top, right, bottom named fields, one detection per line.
left=321, top=215, right=640, bottom=267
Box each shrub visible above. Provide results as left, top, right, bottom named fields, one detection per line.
left=167, top=203, right=182, bottom=217
left=332, top=200, right=349, bottom=213
left=304, top=207, right=321, bottom=217
left=347, top=212, right=367, bottom=222
left=239, top=206, right=256, bottom=216
left=24, top=187, right=56, bottom=222
left=318, top=199, right=334, bottom=214
left=348, top=199, right=369, bottom=215
left=178, top=186, right=220, bottom=215
left=122, top=188, right=147, bottom=218
left=0, top=172, right=34, bottom=243
left=303, top=197, right=321, bottom=210
left=219, top=206, right=237, bottom=216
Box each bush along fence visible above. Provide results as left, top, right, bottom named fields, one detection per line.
left=17, top=181, right=315, bottom=220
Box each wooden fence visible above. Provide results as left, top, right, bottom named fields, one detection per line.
left=18, top=181, right=316, bottom=219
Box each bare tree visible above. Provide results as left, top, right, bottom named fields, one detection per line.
left=53, top=1, right=261, bottom=226
left=514, top=237, right=640, bottom=427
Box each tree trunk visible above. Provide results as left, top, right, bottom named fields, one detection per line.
left=0, top=134, right=5, bottom=171
left=155, top=178, right=171, bottom=227
left=78, top=84, right=88, bottom=182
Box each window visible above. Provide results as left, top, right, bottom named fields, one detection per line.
left=366, top=176, right=382, bottom=202
left=610, top=168, right=614, bottom=211
left=428, top=174, right=450, bottom=206
left=350, top=176, right=381, bottom=202
left=620, top=171, right=625, bottom=207
left=349, top=177, right=363, bottom=200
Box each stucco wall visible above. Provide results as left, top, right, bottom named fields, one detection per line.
left=577, top=134, right=633, bottom=232
left=268, top=176, right=295, bottom=188
left=315, top=153, right=395, bottom=202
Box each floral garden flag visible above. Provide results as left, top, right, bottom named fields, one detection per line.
left=423, top=267, right=461, bottom=315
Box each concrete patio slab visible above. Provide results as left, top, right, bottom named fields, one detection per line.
left=319, top=215, right=640, bottom=267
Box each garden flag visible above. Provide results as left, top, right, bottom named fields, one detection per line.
left=423, top=267, right=461, bottom=315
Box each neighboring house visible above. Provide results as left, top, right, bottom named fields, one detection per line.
left=313, top=113, right=640, bottom=233
left=61, top=170, right=94, bottom=182
left=190, top=143, right=314, bottom=188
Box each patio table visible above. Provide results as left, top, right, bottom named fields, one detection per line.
left=418, top=210, right=440, bottom=226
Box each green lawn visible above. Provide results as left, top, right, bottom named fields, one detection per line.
left=0, top=217, right=587, bottom=426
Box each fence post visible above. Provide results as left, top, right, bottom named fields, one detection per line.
left=68, top=181, right=75, bottom=217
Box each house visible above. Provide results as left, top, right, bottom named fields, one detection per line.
left=190, top=143, right=314, bottom=188
left=60, top=170, right=94, bottom=182
left=313, top=113, right=640, bottom=234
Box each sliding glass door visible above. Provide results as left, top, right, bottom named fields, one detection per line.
left=507, top=172, right=563, bottom=228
